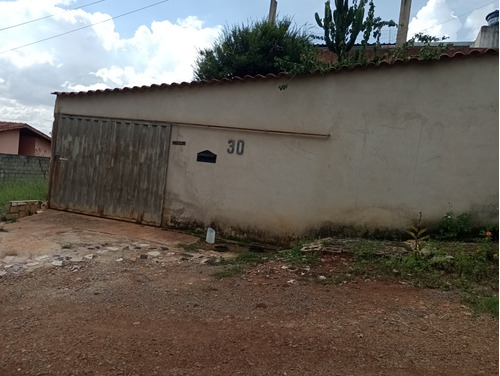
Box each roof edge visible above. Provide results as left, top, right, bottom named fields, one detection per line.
left=52, top=48, right=498, bottom=98
left=0, top=121, right=51, bottom=141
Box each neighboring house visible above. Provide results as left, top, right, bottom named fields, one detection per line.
left=49, top=48, right=498, bottom=243
left=0, top=121, right=52, bottom=157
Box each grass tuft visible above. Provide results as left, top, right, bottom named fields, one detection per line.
left=343, top=239, right=499, bottom=316
left=177, top=243, right=200, bottom=252
left=278, top=242, right=320, bottom=267
left=469, top=296, right=499, bottom=318
left=0, top=179, right=48, bottom=217
left=211, top=265, right=244, bottom=279
left=210, top=251, right=267, bottom=279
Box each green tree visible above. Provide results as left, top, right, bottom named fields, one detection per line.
left=193, top=18, right=318, bottom=80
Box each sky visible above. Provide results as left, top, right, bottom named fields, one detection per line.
left=0, top=0, right=497, bottom=136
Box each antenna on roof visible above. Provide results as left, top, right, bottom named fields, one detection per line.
left=268, top=0, right=277, bottom=24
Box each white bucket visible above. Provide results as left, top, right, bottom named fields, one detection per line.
left=205, top=227, right=215, bottom=244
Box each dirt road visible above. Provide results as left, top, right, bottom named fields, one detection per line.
left=0, top=211, right=498, bottom=375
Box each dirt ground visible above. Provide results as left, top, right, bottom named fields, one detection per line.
left=0, top=210, right=498, bottom=376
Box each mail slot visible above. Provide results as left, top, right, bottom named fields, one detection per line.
left=197, top=150, right=217, bottom=163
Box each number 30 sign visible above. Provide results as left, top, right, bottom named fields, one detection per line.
left=227, top=139, right=245, bottom=155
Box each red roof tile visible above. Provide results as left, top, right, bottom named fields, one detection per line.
left=0, top=121, right=51, bottom=141
left=52, top=48, right=498, bottom=98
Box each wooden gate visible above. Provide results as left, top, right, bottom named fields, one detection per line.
left=50, top=115, right=171, bottom=225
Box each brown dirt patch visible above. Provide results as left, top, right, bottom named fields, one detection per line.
left=0, top=211, right=498, bottom=375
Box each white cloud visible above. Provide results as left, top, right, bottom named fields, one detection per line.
left=0, top=1, right=221, bottom=135
left=408, top=0, right=462, bottom=41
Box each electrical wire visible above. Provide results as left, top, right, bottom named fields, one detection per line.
left=413, top=1, right=497, bottom=35
left=0, top=0, right=170, bottom=55
left=0, top=0, right=107, bottom=32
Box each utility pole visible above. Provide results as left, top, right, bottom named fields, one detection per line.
left=268, top=0, right=277, bottom=24
left=396, top=0, right=412, bottom=46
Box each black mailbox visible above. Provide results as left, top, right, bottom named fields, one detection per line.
left=197, top=150, right=217, bottom=163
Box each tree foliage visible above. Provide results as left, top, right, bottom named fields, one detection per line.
left=193, top=18, right=318, bottom=81
left=391, top=33, right=451, bottom=62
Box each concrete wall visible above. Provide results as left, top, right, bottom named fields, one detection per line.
left=0, top=130, right=20, bottom=155
left=472, top=25, right=499, bottom=48
left=0, top=153, right=50, bottom=183
left=53, top=53, right=499, bottom=240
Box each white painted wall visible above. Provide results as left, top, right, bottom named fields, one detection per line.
left=53, top=54, right=499, bottom=240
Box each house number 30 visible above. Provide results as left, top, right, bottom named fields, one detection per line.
left=227, top=139, right=245, bottom=155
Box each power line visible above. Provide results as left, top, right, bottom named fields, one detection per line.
left=0, top=0, right=107, bottom=32
left=0, top=0, right=170, bottom=55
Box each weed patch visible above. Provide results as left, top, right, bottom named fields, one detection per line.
left=278, top=243, right=320, bottom=268
left=211, top=265, right=244, bottom=279
left=209, top=251, right=268, bottom=279
left=177, top=243, right=200, bottom=252
left=436, top=211, right=473, bottom=240
left=467, top=295, right=499, bottom=318
left=0, top=179, right=48, bottom=216
left=338, top=239, right=499, bottom=316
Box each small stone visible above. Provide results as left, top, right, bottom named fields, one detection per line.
left=52, top=260, right=63, bottom=267
left=6, top=264, right=24, bottom=273
left=116, top=258, right=124, bottom=262
left=139, top=244, right=150, bottom=248
left=26, top=262, right=40, bottom=267
left=147, top=251, right=161, bottom=257
left=132, top=321, right=141, bottom=326
left=140, top=254, right=148, bottom=260
left=3, top=256, right=15, bottom=264
left=35, top=255, right=49, bottom=261
left=0, top=270, right=7, bottom=277
left=106, top=247, right=120, bottom=251
left=318, top=275, right=327, bottom=281
left=84, top=254, right=94, bottom=260
left=70, top=256, right=83, bottom=262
